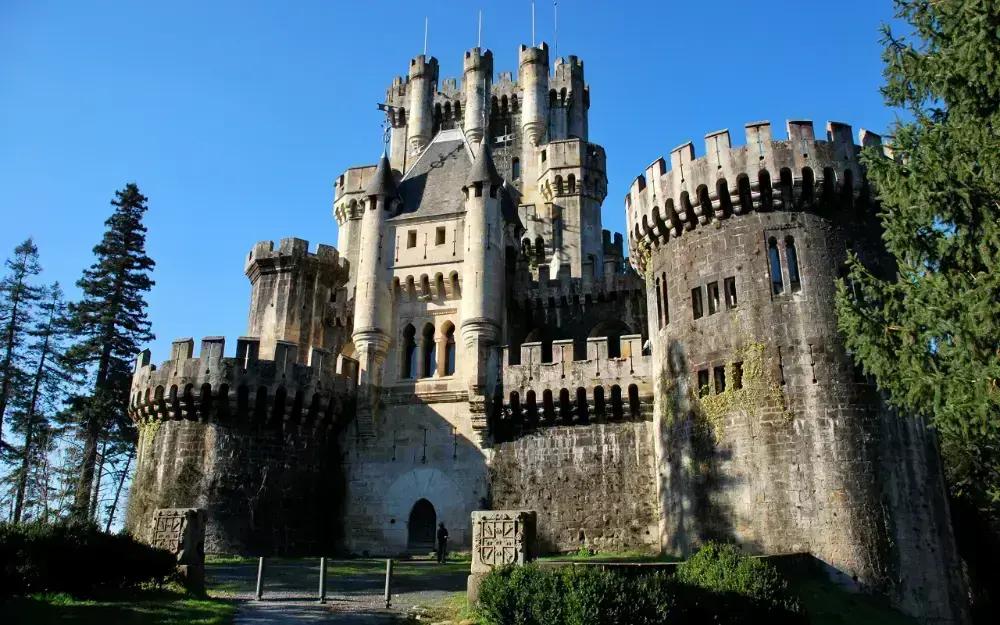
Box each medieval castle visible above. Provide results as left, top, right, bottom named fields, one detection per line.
left=125, top=41, right=966, bottom=622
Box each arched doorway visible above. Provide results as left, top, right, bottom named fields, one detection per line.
left=407, top=498, right=436, bottom=552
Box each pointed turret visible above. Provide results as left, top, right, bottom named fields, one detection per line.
left=466, top=141, right=502, bottom=187
left=364, top=153, right=398, bottom=199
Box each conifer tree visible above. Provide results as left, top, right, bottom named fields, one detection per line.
left=67, top=183, right=155, bottom=520
left=11, top=283, right=75, bottom=523
left=836, top=1, right=1000, bottom=515
left=0, top=239, right=43, bottom=451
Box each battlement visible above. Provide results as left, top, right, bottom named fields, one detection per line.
left=624, top=119, right=888, bottom=267
left=335, top=165, right=377, bottom=202
left=509, top=261, right=643, bottom=312
left=518, top=42, right=550, bottom=67
left=554, top=55, right=584, bottom=77
left=499, top=334, right=653, bottom=428
left=537, top=139, right=607, bottom=201
left=601, top=230, right=625, bottom=257
left=463, top=47, right=493, bottom=74
left=129, top=336, right=356, bottom=431
left=245, top=238, right=349, bottom=278
left=408, top=54, right=439, bottom=80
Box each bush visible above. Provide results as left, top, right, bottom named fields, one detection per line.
left=675, top=542, right=804, bottom=623
left=476, top=543, right=807, bottom=625
left=0, top=521, right=176, bottom=597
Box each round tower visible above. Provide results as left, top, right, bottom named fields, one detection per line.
left=460, top=141, right=505, bottom=394
left=553, top=55, right=588, bottom=141
left=351, top=154, right=397, bottom=436
left=462, top=48, right=493, bottom=144
left=626, top=119, right=965, bottom=623
left=517, top=43, right=549, bottom=146
left=406, top=55, right=439, bottom=155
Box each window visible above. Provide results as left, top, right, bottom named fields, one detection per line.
left=421, top=323, right=436, bottom=378
left=435, top=227, right=446, bottom=245
left=713, top=365, right=726, bottom=393
left=768, top=237, right=784, bottom=294
left=724, top=276, right=738, bottom=309
left=697, top=370, right=710, bottom=397
left=654, top=277, right=663, bottom=329
left=692, top=286, right=704, bottom=319
left=512, top=157, right=521, bottom=180
left=707, top=281, right=720, bottom=315
left=661, top=272, right=669, bottom=325
left=786, top=236, right=801, bottom=292
left=402, top=324, right=417, bottom=378
left=444, top=325, right=456, bottom=375
left=733, top=361, right=744, bottom=390
left=407, top=230, right=417, bottom=248
left=541, top=149, right=547, bottom=162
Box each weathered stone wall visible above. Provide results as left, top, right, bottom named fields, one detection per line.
left=126, top=418, right=343, bottom=556
left=627, top=120, right=966, bottom=623
left=490, top=421, right=660, bottom=553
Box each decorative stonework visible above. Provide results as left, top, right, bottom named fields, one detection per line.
left=468, top=510, right=536, bottom=602
left=152, top=508, right=207, bottom=593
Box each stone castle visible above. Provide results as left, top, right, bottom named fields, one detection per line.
left=125, top=41, right=966, bottom=622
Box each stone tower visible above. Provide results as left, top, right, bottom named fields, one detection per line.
left=626, top=119, right=966, bottom=623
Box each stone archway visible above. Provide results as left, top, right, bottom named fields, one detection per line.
left=407, top=498, right=437, bottom=552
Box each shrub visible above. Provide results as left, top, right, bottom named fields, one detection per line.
left=0, top=520, right=176, bottom=597
left=675, top=542, right=805, bottom=623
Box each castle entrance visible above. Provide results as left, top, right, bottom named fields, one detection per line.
left=407, top=498, right=437, bottom=553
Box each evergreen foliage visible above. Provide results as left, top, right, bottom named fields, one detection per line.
left=66, top=183, right=155, bottom=521
left=0, top=239, right=43, bottom=452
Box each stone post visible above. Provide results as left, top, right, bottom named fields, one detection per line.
left=467, top=510, right=537, bottom=604
left=151, top=508, right=207, bottom=594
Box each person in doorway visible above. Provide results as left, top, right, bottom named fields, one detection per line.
left=436, top=522, right=449, bottom=563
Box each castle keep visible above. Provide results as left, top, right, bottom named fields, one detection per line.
left=126, top=41, right=965, bottom=622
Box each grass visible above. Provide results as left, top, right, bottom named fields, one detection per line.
left=412, top=591, right=477, bottom=623
left=791, top=577, right=918, bottom=625
left=0, top=586, right=235, bottom=625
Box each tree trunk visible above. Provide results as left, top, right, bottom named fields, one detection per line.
left=72, top=339, right=114, bottom=520
left=105, top=446, right=134, bottom=533
left=90, top=436, right=109, bottom=523
left=0, top=272, right=25, bottom=448
left=13, top=317, right=52, bottom=523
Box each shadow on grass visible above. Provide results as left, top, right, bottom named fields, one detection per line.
left=0, top=590, right=235, bottom=625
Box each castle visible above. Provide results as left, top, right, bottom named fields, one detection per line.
left=125, top=41, right=966, bottom=622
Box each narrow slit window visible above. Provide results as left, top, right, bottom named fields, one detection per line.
left=713, top=365, right=726, bottom=393
left=786, top=236, right=801, bottom=292
left=407, top=230, right=417, bottom=249
left=707, top=281, right=720, bottom=315
left=692, top=286, right=704, bottom=320
left=768, top=237, right=784, bottom=294
left=724, top=276, right=738, bottom=309
left=697, top=370, right=710, bottom=397
left=733, top=361, right=744, bottom=390
left=654, top=277, right=663, bottom=329
left=662, top=272, right=669, bottom=325
left=435, top=227, right=446, bottom=245
left=512, top=157, right=521, bottom=180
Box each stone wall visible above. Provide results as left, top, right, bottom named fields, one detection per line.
left=490, top=421, right=660, bottom=553
left=126, top=418, right=343, bottom=556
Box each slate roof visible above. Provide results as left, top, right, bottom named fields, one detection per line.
left=466, top=141, right=502, bottom=186
left=392, top=129, right=472, bottom=220
left=364, top=153, right=398, bottom=197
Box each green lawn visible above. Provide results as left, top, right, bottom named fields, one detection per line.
left=0, top=589, right=235, bottom=625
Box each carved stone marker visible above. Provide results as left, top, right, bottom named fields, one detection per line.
left=152, top=508, right=207, bottom=593
left=468, top=510, right=537, bottom=603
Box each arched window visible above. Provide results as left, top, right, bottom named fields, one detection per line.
left=509, top=392, right=522, bottom=423
left=421, top=323, right=436, bottom=378
left=593, top=386, right=606, bottom=420
left=526, top=390, right=538, bottom=424
left=610, top=385, right=624, bottom=420
left=554, top=175, right=564, bottom=195
left=654, top=277, right=663, bottom=329
left=628, top=384, right=641, bottom=418
left=559, top=389, right=573, bottom=424
left=443, top=324, right=456, bottom=375
left=402, top=324, right=417, bottom=378
left=542, top=389, right=555, bottom=422
left=534, top=236, right=545, bottom=265
left=576, top=387, right=589, bottom=422
left=786, top=236, right=801, bottom=292
left=768, top=237, right=784, bottom=294
left=568, top=174, right=576, bottom=193
left=512, top=157, right=521, bottom=180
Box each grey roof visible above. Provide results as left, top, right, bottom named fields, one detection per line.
left=393, top=130, right=472, bottom=219
left=364, top=153, right=397, bottom=197
left=466, top=141, right=502, bottom=186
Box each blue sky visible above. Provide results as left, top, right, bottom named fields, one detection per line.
left=0, top=0, right=901, bottom=362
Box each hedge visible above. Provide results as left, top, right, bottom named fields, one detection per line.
left=0, top=521, right=176, bottom=597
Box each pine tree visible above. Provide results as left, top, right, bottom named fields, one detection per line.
left=11, top=283, right=76, bottom=523
left=836, top=1, right=1000, bottom=514
left=0, top=239, right=43, bottom=452
left=67, top=183, right=155, bottom=521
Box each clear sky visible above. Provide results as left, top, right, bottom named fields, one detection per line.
left=1, top=0, right=902, bottom=362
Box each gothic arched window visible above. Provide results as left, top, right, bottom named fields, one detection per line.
left=444, top=324, right=456, bottom=376
left=402, top=324, right=417, bottom=378
left=768, top=237, right=784, bottom=294
left=786, top=236, right=801, bottom=292
left=421, top=323, right=436, bottom=378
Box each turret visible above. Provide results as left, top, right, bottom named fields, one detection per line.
left=406, top=55, right=439, bottom=156
left=462, top=48, right=493, bottom=144
left=244, top=238, right=348, bottom=361
left=351, top=154, right=397, bottom=436
left=461, top=141, right=505, bottom=396
left=552, top=55, right=588, bottom=141
left=518, top=43, right=549, bottom=146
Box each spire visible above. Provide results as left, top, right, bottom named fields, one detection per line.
left=364, top=152, right=397, bottom=198
left=466, top=141, right=502, bottom=187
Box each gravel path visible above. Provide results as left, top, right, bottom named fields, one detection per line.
left=209, top=559, right=468, bottom=624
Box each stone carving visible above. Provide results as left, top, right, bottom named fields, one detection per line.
left=152, top=508, right=206, bottom=592
left=469, top=510, right=536, bottom=602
